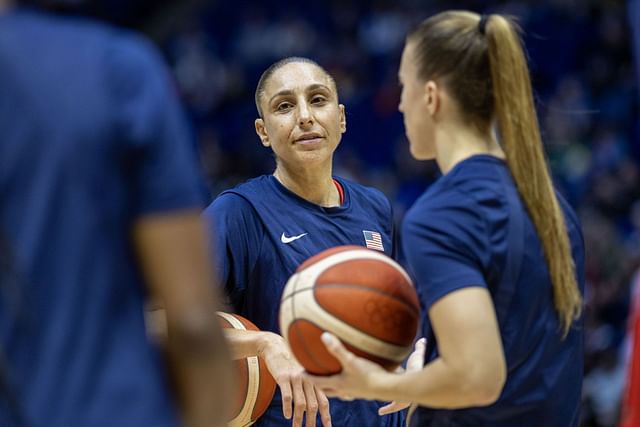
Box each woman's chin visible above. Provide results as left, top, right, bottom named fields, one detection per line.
left=409, top=145, right=434, bottom=161
left=284, top=148, right=333, bottom=168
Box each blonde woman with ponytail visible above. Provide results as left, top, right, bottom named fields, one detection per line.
left=307, top=10, right=585, bottom=427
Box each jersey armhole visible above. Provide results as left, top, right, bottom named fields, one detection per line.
left=216, top=191, right=267, bottom=287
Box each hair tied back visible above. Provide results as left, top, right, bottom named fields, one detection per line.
left=478, top=14, right=490, bottom=35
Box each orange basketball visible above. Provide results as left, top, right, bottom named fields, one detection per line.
left=217, top=312, right=276, bottom=426
left=279, top=245, right=420, bottom=375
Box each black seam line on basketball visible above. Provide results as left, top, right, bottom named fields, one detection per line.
left=291, top=318, right=336, bottom=374
left=288, top=270, right=300, bottom=337
left=282, top=282, right=419, bottom=317
left=293, top=318, right=397, bottom=366
left=289, top=273, right=333, bottom=373
left=292, top=292, right=416, bottom=352
left=293, top=308, right=413, bottom=350
left=313, top=282, right=418, bottom=347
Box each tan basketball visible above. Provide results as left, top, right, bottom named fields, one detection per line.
left=217, top=312, right=276, bottom=426
left=279, top=245, right=420, bottom=375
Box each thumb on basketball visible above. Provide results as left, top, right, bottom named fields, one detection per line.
left=321, top=332, right=352, bottom=366
left=407, top=337, right=427, bottom=370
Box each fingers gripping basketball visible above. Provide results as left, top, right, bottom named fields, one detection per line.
left=279, top=246, right=420, bottom=375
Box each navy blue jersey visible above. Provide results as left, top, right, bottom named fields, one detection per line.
left=203, top=174, right=402, bottom=427
left=402, top=155, right=585, bottom=427
left=0, top=9, right=204, bottom=427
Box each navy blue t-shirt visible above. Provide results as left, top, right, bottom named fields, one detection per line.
left=402, top=155, right=585, bottom=427
left=0, top=9, right=205, bottom=427
left=203, top=175, right=403, bottom=427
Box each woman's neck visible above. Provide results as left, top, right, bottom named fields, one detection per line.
left=434, top=121, right=504, bottom=174
left=273, top=163, right=341, bottom=207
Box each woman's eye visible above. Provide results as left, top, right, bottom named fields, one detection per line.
left=276, top=102, right=292, bottom=111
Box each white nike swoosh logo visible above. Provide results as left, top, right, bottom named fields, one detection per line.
left=281, top=232, right=308, bottom=244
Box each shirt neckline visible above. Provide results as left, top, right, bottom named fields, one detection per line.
left=267, top=175, right=351, bottom=214
left=446, top=154, right=506, bottom=175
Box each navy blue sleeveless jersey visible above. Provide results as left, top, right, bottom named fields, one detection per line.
left=203, top=174, right=403, bottom=427
left=402, top=155, right=585, bottom=427
left=0, top=9, right=205, bottom=427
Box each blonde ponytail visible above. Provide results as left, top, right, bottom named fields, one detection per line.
left=485, top=15, right=581, bottom=336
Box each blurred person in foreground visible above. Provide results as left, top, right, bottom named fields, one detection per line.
left=308, top=11, right=585, bottom=427
left=0, top=1, right=233, bottom=426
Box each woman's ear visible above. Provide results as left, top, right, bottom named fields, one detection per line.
left=423, top=80, right=440, bottom=117
left=339, top=104, right=346, bottom=133
left=255, top=118, right=270, bottom=147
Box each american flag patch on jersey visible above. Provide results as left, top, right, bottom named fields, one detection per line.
left=362, top=230, right=384, bottom=251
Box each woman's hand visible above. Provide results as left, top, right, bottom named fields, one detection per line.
left=378, top=338, right=426, bottom=415
left=259, top=333, right=332, bottom=427
left=303, top=333, right=390, bottom=402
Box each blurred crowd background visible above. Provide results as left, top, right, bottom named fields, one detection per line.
left=27, top=0, right=640, bottom=426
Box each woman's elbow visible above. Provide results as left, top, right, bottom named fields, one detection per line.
left=463, top=358, right=507, bottom=406
left=476, top=367, right=506, bottom=405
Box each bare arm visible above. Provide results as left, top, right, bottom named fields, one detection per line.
left=309, top=287, right=506, bottom=409
left=375, top=287, right=506, bottom=407
left=223, top=328, right=332, bottom=427
left=134, top=210, right=233, bottom=427
left=223, top=328, right=278, bottom=360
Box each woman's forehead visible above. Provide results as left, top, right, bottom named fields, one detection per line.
left=400, top=43, right=417, bottom=74
left=264, top=62, right=334, bottom=96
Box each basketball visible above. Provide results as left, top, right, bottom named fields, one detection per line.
left=217, top=312, right=277, bottom=427
left=279, top=245, right=420, bottom=375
